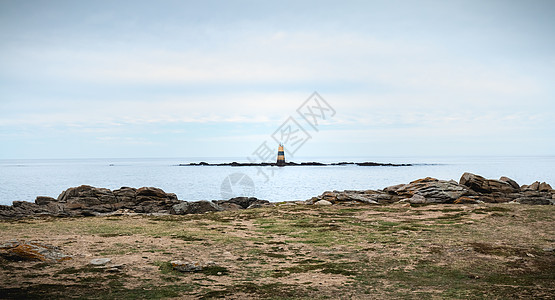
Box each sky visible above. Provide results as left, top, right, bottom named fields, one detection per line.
left=1, top=0, right=554, bottom=159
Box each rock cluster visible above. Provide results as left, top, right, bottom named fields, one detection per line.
left=307, top=173, right=554, bottom=205
left=0, top=186, right=271, bottom=219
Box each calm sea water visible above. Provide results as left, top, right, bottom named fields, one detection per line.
left=0, top=156, right=554, bottom=205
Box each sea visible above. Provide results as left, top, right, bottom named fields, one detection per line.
left=0, top=156, right=554, bottom=206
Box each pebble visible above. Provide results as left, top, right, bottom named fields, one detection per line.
left=90, top=258, right=111, bottom=265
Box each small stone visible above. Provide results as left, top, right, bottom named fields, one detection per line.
left=171, top=260, right=216, bottom=272
left=90, top=258, right=112, bottom=265
left=314, top=200, right=332, bottom=206
left=542, top=247, right=554, bottom=252
left=409, top=194, right=426, bottom=204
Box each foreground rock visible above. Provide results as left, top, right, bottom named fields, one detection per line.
left=0, top=186, right=271, bottom=219
left=0, top=240, right=72, bottom=262
left=308, top=173, right=554, bottom=206
left=171, top=260, right=216, bottom=272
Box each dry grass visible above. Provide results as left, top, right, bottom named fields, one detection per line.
left=1, top=203, right=554, bottom=299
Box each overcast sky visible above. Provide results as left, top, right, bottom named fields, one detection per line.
left=1, top=0, right=554, bottom=159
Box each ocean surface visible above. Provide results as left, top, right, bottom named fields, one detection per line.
left=0, top=156, right=554, bottom=206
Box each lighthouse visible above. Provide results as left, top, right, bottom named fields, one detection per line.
left=276, top=144, right=285, bottom=166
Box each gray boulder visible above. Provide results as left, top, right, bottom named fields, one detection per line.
left=395, top=177, right=469, bottom=203
left=170, top=201, right=223, bottom=215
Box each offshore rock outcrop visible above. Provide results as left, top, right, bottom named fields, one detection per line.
left=307, top=173, right=554, bottom=206
left=0, top=186, right=270, bottom=219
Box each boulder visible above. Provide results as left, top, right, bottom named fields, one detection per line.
left=539, top=182, right=552, bottom=192
left=0, top=240, right=72, bottom=262
left=499, top=176, right=520, bottom=191
left=136, top=187, right=174, bottom=201
left=454, top=196, right=481, bottom=204
left=113, top=187, right=137, bottom=202
left=408, top=194, right=426, bottom=204
left=170, top=201, right=223, bottom=215
left=90, top=258, right=112, bottom=265
left=314, top=200, right=332, bottom=206
left=395, top=177, right=469, bottom=203
left=460, top=173, right=517, bottom=194
left=214, top=197, right=270, bottom=209
left=171, top=260, right=216, bottom=272
left=35, top=196, right=56, bottom=205
left=57, top=185, right=117, bottom=204
left=310, top=190, right=389, bottom=205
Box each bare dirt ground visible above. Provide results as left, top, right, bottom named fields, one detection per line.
left=1, top=203, right=554, bottom=299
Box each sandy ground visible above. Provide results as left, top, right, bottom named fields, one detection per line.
left=1, top=203, right=554, bottom=299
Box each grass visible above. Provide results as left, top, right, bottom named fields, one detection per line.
left=1, top=203, right=554, bottom=299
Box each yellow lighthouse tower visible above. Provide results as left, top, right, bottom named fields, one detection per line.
left=276, top=144, right=285, bottom=166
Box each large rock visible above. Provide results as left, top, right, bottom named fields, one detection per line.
left=394, top=177, right=469, bottom=203
left=0, top=240, right=72, bottom=262
left=499, top=176, right=520, bottom=191
left=460, top=173, right=518, bottom=194
left=214, top=197, right=270, bottom=209
left=308, top=190, right=390, bottom=205
left=113, top=187, right=137, bottom=202
left=522, top=181, right=552, bottom=192
left=57, top=185, right=117, bottom=204
left=170, top=201, right=223, bottom=215
left=35, top=196, right=56, bottom=205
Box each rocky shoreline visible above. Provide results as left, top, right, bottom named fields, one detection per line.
left=0, top=172, right=553, bottom=219
left=180, top=161, right=412, bottom=166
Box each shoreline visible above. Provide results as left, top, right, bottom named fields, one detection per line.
left=1, top=172, right=553, bottom=220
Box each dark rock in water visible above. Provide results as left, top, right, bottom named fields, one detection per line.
left=181, top=161, right=412, bottom=167
left=356, top=162, right=411, bottom=166
left=0, top=240, right=72, bottom=262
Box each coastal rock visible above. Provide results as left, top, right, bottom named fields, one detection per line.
left=0, top=240, right=72, bottom=262
left=310, top=190, right=389, bottom=205
left=394, top=177, right=469, bottom=203
left=408, top=194, right=426, bottom=204
left=460, top=173, right=518, bottom=194
left=314, top=200, right=332, bottom=206
left=214, top=197, right=271, bottom=209
left=499, top=176, right=520, bottom=191
left=35, top=196, right=56, bottom=205
left=170, top=201, right=223, bottom=215
left=113, top=187, right=137, bottom=203
left=539, top=182, right=552, bottom=192
left=57, top=185, right=117, bottom=204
